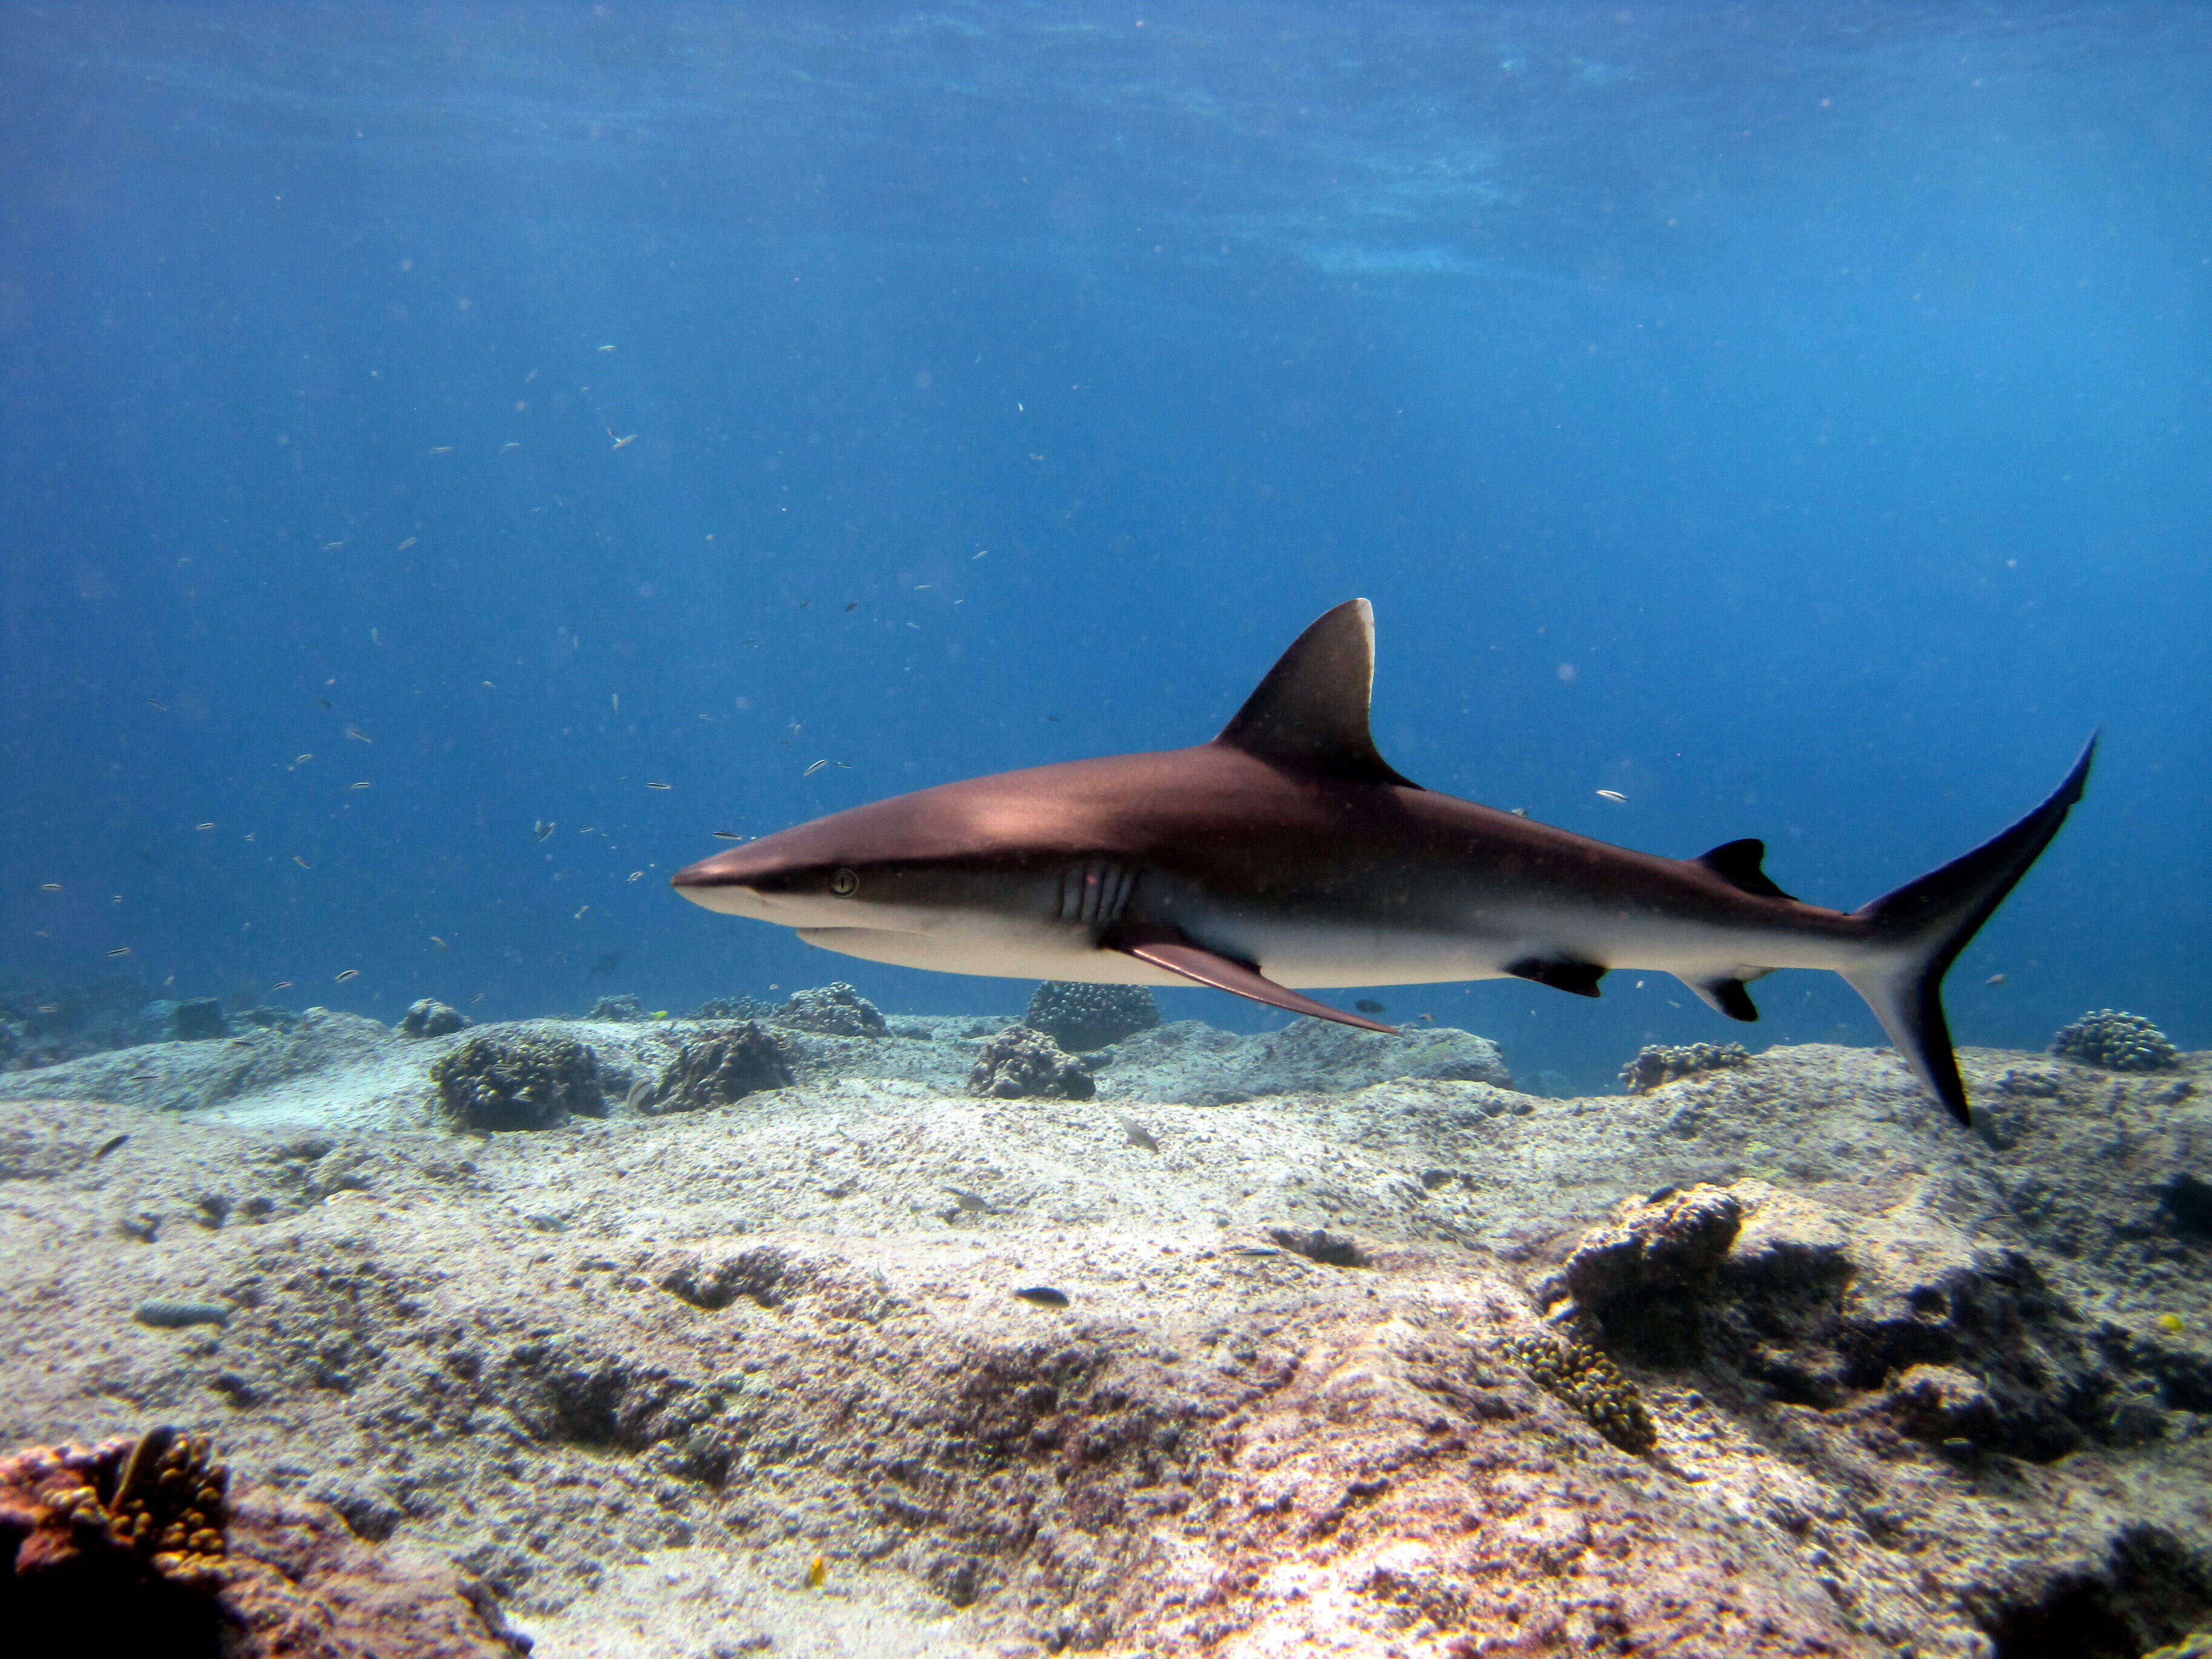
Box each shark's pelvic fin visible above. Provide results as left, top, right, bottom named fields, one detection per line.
left=1841, top=734, right=2098, bottom=1127
left=1103, top=922, right=1401, bottom=1034
left=1681, top=974, right=1761, bottom=1021
left=1213, top=598, right=1422, bottom=788
left=1694, top=838, right=1797, bottom=902
left=1506, top=954, right=1607, bottom=997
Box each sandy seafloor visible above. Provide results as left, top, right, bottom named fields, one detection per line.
left=2, top=996, right=2208, bottom=1658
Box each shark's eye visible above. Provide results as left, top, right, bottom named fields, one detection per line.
left=829, top=867, right=859, bottom=896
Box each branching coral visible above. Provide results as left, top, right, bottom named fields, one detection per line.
left=967, top=1025, right=1096, bottom=1100
left=2051, top=1009, right=2178, bottom=1073
left=1, top=1426, right=228, bottom=1580
left=432, top=1032, right=603, bottom=1130
left=1619, top=1041, right=1752, bottom=1094
left=1501, top=1332, right=1657, bottom=1453
left=1023, top=982, right=1161, bottom=1052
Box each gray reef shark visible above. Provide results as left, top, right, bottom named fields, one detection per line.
left=673, top=600, right=2093, bottom=1125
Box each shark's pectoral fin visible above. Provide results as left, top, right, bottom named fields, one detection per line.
left=1102, top=923, right=1400, bottom=1034
left=1505, top=954, right=1607, bottom=997
left=1680, top=973, right=1763, bottom=1022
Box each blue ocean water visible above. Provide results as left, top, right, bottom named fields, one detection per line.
left=2, top=2, right=2203, bottom=1096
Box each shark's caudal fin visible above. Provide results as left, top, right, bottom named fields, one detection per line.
left=1840, top=736, right=2097, bottom=1127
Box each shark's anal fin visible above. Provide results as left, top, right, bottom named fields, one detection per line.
left=1681, top=974, right=1761, bottom=1022
left=1694, top=838, right=1797, bottom=902
left=1103, top=923, right=1401, bottom=1034
left=1505, top=954, right=1607, bottom=998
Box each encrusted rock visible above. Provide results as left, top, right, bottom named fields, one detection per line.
left=431, top=1032, right=602, bottom=1131
left=585, top=993, right=647, bottom=1022
left=967, top=1025, right=1095, bottom=1100
left=641, top=1023, right=794, bottom=1113
left=1501, top=1331, right=1657, bottom=1453
left=775, top=982, right=888, bottom=1037
left=1540, top=1184, right=1744, bottom=1316
left=1024, top=982, right=1161, bottom=1051
left=1620, top=1041, right=1752, bottom=1094
left=2051, top=1008, right=2178, bottom=1072
left=1882, top=1362, right=2003, bottom=1444
left=398, top=999, right=469, bottom=1039
left=692, top=994, right=774, bottom=1021
left=169, top=999, right=232, bottom=1042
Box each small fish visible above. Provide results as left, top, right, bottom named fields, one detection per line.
left=844, top=601, right=859, bottom=611
left=1353, top=999, right=1387, bottom=1015
left=106, top=946, right=132, bottom=957
left=1986, top=973, right=2006, bottom=985
left=483, top=680, right=496, bottom=688
left=806, top=1553, right=826, bottom=1589
left=397, top=537, right=417, bottom=551
left=429, top=444, right=453, bottom=454
left=575, top=904, right=591, bottom=917
left=270, top=980, right=294, bottom=991
left=943, top=1187, right=992, bottom=1212
left=469, top=992, right=486, bottom=1002
left=611, top=692, right=620, bottom=711
left=323, top=541, right=344, bottom=551
left=346, top=726, right=372, bottom=743
left=2159, top=1312, right=2185, bottom=1335
left=535, top=822, right=555, bottom=842
left=1119, top=1116, right=1159, bottom=1152
left=803, top=759, right=830, bottom=776
left=712, top=830, right=743, bottom=840
left=609, top=429, right=635, bottom=449
left=1510, top=807, right=1529, bottom=817
left=1596, top=789, right=1628, bottom=803
left=93, top=1133, right=130, bottom=1160
left=626, top=871, right=642, bottom=882
left=349, top=780, right=372, bottom=790
left=39, top=882, right=61, bottom=891
left=297, top=752, right=313, bottom=763
left=147, top=699, right=167, bottom=711
left=500, top=443, right=520, bottom=452
left=334, top=968, right=359, bottom=982
left=646, top=780, right=671, bottom=789
left=430, top=936, right=450, bottom=952
left=597, top=344, right=616, bottom=352
left=1013, top=1286, right=1070, bottom=1308
left=293, top=855, right=312, bottom=868
left=195, top=822, right=215, bottom=830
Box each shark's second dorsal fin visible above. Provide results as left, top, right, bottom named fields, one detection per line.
left=1213, top=599, right=1421, bottom=787
left=1694, top=838, right=1796, bottom=902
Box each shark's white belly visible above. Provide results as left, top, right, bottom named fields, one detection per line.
left=799, top=883, right=1866, bottom=988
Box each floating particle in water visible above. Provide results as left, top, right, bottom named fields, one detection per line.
left=1353, top=999, right=1386, bottom=1015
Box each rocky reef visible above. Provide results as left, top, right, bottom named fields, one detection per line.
left=0, top=990, right=2205, bottom=1655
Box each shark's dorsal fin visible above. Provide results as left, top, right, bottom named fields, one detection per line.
left=1213, top=599, right=1421, bottom=788
left=1694, top=838, right=1796, bottom=902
